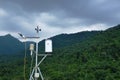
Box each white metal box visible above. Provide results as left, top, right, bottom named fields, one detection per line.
left=45, top=39, right=52, bottom=53
left=34, top=73, right=39, bottom=78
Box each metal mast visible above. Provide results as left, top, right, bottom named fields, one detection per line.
left=35, top=26, right=41, bottom=80
left=29, top=26, right=44, bottom=80
left=19, top=26, right=52, bottom=80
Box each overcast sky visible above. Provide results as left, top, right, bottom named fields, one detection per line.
left=0, top=0, right=120, bottom=40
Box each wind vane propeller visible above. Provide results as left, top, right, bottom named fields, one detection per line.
left=35, top=26, right=41, bottom=33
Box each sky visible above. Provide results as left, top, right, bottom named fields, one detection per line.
left=0, top=0, right=120, bottom=40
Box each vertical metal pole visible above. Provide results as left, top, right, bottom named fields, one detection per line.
left=35, top=31, right=39, bottom=80
left=30, top=26, right=41, bottom=80
left=35, top=42, right=38, bottom=80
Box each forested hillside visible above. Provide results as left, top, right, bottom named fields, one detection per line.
left=0, top=24, right=120, bottom=80
left=40, top=24, right=120, bottom=80
left=0, top=34, right=24, bottom=54
left=39, top=31, right=100, bottom=52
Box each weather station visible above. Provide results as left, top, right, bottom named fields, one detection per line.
left=18, top=26, right=53, bottom=80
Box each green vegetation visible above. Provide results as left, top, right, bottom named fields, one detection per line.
left=0, top=24, right=120, bottom=80
left=0, top=54, right=24, bottom=80
left=0, top=34, right=24, bottom=54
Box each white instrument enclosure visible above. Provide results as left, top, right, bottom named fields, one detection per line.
left=45, top=39, right=52, bottom=53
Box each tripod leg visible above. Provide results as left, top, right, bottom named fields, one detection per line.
left=38, top=68, right=44, bottom=80
left=31, top=77, right=34, bottom=80
left=29, top=68, right=35, bottom=80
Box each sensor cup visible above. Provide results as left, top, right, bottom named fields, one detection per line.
left=30, top=44, right=34, bottom=55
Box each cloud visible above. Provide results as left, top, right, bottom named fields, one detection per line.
left=0, top=8, right=8, bottom=17
left=0, top=0, right=120, bottom=40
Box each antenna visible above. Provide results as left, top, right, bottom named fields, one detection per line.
left=18, top=26, right=52, bottom=80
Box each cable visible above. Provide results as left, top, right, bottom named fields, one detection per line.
left=30, top=52, right=34, bottom=75
left=24, top=42, right=35, bottom=80
left=24, top=42, right=27, bottom=80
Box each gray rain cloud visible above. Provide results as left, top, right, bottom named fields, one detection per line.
left=0, top=0, right=120, bottom=39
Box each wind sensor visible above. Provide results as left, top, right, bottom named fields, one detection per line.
left=19, top=26, right=52, bottom=80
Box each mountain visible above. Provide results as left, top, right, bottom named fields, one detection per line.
left=0, top=34, right=24, bottom=54
left=38, top=31, right=100, bottom=52
left=0, top=31, right=99, bottom=54
left=39, top=24, right=120, bottom=80
left=51, top=31, right=100, bottom=48
left=0, top=24, right=120, bottom=80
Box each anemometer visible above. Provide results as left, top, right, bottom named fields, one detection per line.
left=19, top=26, right=53, bottom=80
